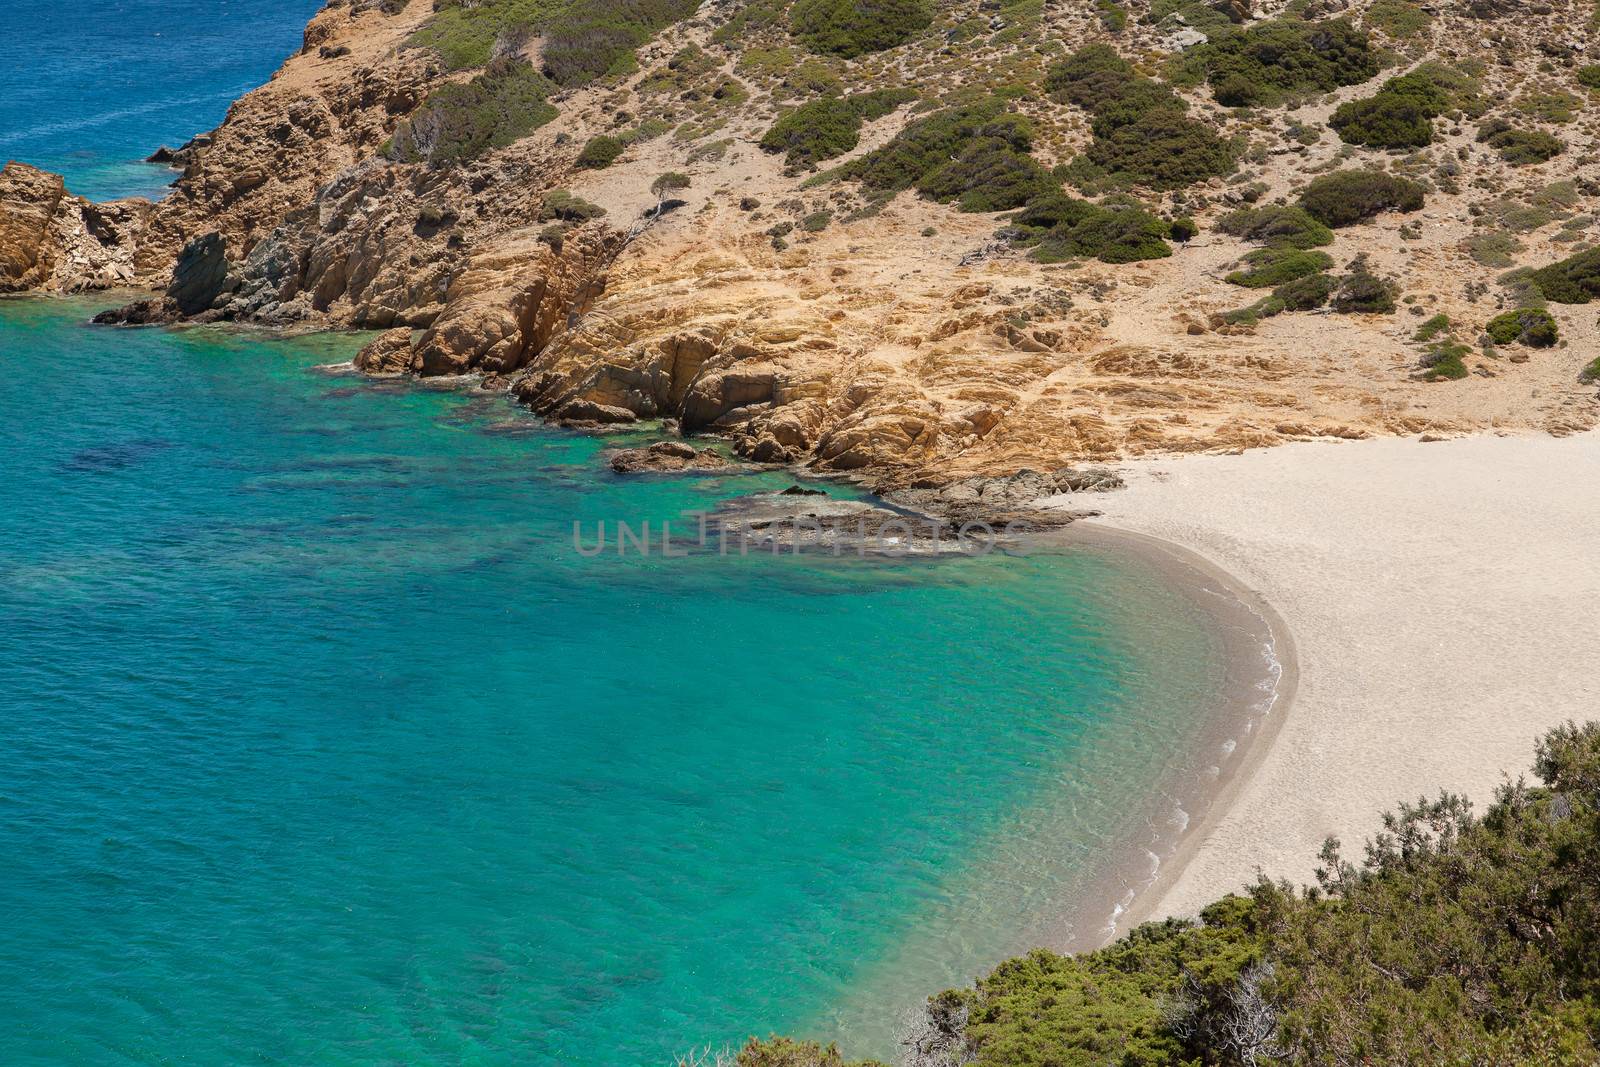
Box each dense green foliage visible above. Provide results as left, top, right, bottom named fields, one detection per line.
left=1006, top=193, right=1176, bottom=264
left=409, top=0, right=696, bottom=82
left=1330, top=65, right=1474, bottom=149
left=1583, top=356, right=1600, bottom=383
left=759, top=88, right=917, bottom=167
left=1047, top=45, right=1236, bottom=191
left=1579, top=64, right=1600, bottom=90
left=727, top=1036, right=885, bottom=1066
left=1225, top=247, right=1333, bottom=288
left=1526, top=246, right=1600, bottom=304
left=789, top=0, right=933, bottom=58
left=1412, top=312, right=1451, bottom=342
left=1486, top=307, right=1559, bottom=346
left=1477, top=119, right=1565, bottom=165
left=1190, top=18, right=1379, bottom=107
left=850, top=721, right=1600, bottom=1065
left=1420, top=339, right=1471, bottom=379
left=575, top=134, right=626, bottom=168
left=1296, top=169, right=1425, bottom=227
left=1216, top=205, right=1333, bottom=249
left=409, top=0, right=554, bottom=70
left=1224, top=271, right=1338, bottom=324
left=840, top=98, right=1055, bottom=211
left=386, top=58, right=556, bottom=163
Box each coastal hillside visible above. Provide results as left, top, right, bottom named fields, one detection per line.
left=744, top=721, right=1600, bottom=1066
left=2, top=0, right=1599, bottom=491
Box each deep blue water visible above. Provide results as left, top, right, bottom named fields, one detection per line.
left=0, top=6, right=1228, bottom=1064
left=0, top=0, right=323, bottom=200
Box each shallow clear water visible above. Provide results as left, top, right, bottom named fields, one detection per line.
left=0, top=299, right=1225, bottom=1064
left=1, top=7, right=1229, bottom=1064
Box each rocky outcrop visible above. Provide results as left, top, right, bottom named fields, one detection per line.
left=169, top=233, right=231, bottom=314
left=608, top=440, right=733, bottom=473
left=0, top=162, right=149, bottom=292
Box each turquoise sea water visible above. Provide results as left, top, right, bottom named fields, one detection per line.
left=1, top=8, right=1229, bottom=1065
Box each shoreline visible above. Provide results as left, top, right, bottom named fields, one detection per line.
left=1039, top=522, right=1300, bottom=952
left=1052, top=431, right=1600, bottom=920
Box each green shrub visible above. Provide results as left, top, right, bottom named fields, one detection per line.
left=538, top=188, right=606, bottom=221
left=759, top=88, right=917, bottom=167
left=1297, top=169, right=1426, bottom=226
left=1364, top=0, right=1432, bottom=39
left=1421, top=340, right=1471, bottom=379
left=1084, top=108, right=1237, bottom=191
left=1582, top=356, right=1600, bottom=382
left=1412, top=312, right=1451, bottom=341
left=1047, top=44, right=1235, bottom=190
left=1191, top=18, right=1379, bottom=107
left=1096, top=0, right=1128, bottom=31
left=1514, top=90, right=1582, bottom=124
left=1477, top=119, right=1564, bottom=165
left=1333, top=255, right=1397, bottom=313
left=575, top=134, right=626, bottom=169
left=386, top=57, right=556, bottom=163
left=841, top=98, right=1054, bottom=211
left=1527, top=246, right=1600, bottom=303
left=1007, top=194, right=1175, bottom=264
left=1169, top=216, right=1198, bottom=242
left=1274, top=271, right=1336, bottom=310
left=789, top=0, right=932, bottom=58
left=1464, top=232, right=1524, bottom=267
left=1578, top=65, right=1600, bottom=90
left=1216, top=205, right=1333, bottom=249
left=800, top=209, right=833, bottom=232
left=808, top=722, right=1600, bottom=1066
left=761, top=97, right=861, bottom=166
left=1226, top=247, right=1334, bottom=288
left=1330, top=65, right=1471, bottom=149
left=540, top=0, right=700, bottom=86
left=408, top=0, right=554, bottom=71
left=1486, top=307, right=1559, bottom=346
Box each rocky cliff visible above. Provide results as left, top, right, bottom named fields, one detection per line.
left=3, top=0, right=1598, bottom=491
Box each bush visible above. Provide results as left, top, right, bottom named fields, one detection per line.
left=1216, top=205, right=1333, bottom=249
left=1169, top=216, right=1198, bottom=242
left=1579, top=65, right=1600, bottom=90
left=409, top=0, right=553, bottom=71
left=1191, top=18, right=1379, bottom=107
left=386, top=57, right=556, bottom=163
left=1583, top=356, right=1600, bottom=383
left=1486, top=307, right=1559, bottom=346
left=538, top=189, right=606, bottom=221
left=541, top=0, right=700, bottom=86
left=789, top=0, right=932, bottom=58
left=1330, top=65, right=1470, bottom=149
left=1421, top=340, right=1471, bottom=380
left=1047, top=45, right=1235, bottom=191
left=841, top=98, right=1054, bottom=211
left=1332, top=255, right=1397, bottom=313
left=1412, top=312, right=1451, bottom=341
left=1297, top=169, right=1426, bottom=227
left=804, top=722, right=1600, bottom=1066
left=575, top=134, right=626, bottom=169
left=1007, top=194, right=1175, bottom=264
left=1226, top=247, right=1334, bottom=288
left=1526, top=246, right=1600, bottom=304
left=1084, top=108, right=1238, bottom=191
left=1273, top=271, right=1336, bottom=310
left=1477, top=119, right=1564, bottom=165
left=759, top=88, right=917, bottom=167
left=1364, top=0, right=1432, bottom=39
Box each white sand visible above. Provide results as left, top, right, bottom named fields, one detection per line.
left=1049, top=430, right=1600, bottom=919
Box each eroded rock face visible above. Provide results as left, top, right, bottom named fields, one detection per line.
left=169, top=233, right=231, bottom=314
left=0, top=164, right=66, bottom=291
left=0, top=163, right=149, bottom=292
left=608, top=441, right=732, bottom=473
left=353, top=327, right=416, bottom=374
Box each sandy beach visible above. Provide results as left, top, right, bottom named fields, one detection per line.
left=1047, top=429, right=1600, bottom=921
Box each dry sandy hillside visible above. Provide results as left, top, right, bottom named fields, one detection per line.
left=2, top=0, right=1597, bottom=490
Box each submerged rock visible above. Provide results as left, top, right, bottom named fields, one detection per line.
left=608, top=441, right=732, bottom=474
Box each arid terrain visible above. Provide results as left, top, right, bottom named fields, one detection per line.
left=3, top=0, right=1597, bottom=494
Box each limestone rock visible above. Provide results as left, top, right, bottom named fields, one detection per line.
left=353, top=327, right=416, bottom=374
left=0, top=163, right=65, bottom=291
